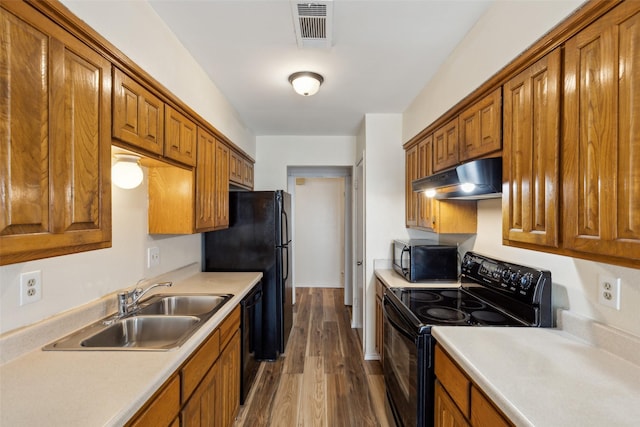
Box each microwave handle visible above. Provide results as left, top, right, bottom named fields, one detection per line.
left=400, top=246, right=410, bottom=274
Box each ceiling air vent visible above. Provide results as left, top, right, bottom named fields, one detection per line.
left=291, top=1, right=333, bottom=49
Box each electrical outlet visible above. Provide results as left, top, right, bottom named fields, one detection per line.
left=148, top=247, right=160, bottom=268
left=20, top=271, right=42, bottom=305
left=598, top=275, right=621, bottom=310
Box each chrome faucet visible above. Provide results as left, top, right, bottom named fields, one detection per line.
left=117, top=281, right=173, bottom=316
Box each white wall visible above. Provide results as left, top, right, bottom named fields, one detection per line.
left=294, top=178, right=345, bottom=288
left=403, top=0, right=640, bottom=338
left=61, top=0, right=255, bottom=156
left=403, top=0, right=586, bottom=142
left=362, top=114, right=408, bottom=357
left=254, top=135, right=356, bottom=190
left=1, top=1, right=253, bottom=335
left=0, top=168, right=201, bottom=334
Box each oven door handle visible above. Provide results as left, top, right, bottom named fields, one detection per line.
left=383, top=298, right=418, bottom=342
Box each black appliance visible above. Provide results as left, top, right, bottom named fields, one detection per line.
left=383, top=251, right=552, bottom=427
left=240, top=281, right=262, bottom=404
left=203, top=190, right=293, bottom=360
left=411, top=157, right=502, bottom=200
left=392, top=239, right=459, bottom=282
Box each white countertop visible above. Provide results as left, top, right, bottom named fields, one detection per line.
left=375, top=268, right=460, bottom=288
left=432, top=313, right=640, bottom=427
left=0, top=270, right=262, bottom=426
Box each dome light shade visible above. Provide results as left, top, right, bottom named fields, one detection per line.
left=288, top=71, right=324, bottom=96
left=112, top=154, right=143, bottom=189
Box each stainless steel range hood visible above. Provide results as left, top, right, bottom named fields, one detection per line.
left=412, top=157, right=502, bottom=200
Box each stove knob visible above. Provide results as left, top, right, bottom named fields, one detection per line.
left=520, top=273, right=535, bottom=290
left=463, top=257, right=474, bottom=268
left=502, top=269, right=511, bottom=282
left=510, top=271, right=521, bottom=285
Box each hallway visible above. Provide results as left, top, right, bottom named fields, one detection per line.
left=234, top=288, right=391, bottom=427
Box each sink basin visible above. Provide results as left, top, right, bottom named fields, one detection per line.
left=137, top=294, right=230, bottom=316
left=43, top=293, right=234, bottom=351
left=81, top=316, right=200, bottom=349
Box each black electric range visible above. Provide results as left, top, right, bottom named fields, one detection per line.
left=382, top=251, right=552, bottom=427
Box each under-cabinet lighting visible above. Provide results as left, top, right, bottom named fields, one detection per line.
left=112, top=154, right=143, bottom=189
left=460, top=182, right=476, bottom=193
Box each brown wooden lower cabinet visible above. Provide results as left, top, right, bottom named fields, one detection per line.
left=127, top=306, right=241, bottom=427
left=434, top=344, right=512, bottom=427
left=434, top=380, right=470, bottom=427
left=375, top=278, right=385, bottom=364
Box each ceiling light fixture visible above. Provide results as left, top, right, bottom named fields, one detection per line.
left=112, top=154, right=143, bottom=189
left=288, top=71, right=324, bottom=96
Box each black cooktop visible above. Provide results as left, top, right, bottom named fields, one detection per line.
left=389, top=287, right=527, bottom=326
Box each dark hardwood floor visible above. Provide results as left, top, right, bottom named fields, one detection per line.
left=234, top=287, right=391, bottom=427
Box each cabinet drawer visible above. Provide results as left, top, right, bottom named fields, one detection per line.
left=128, top=374, right=180, bottom=427
left=471, top=386, right=511, bottom=427
left=181, top=328, right=220, bottom=403
left=435, top=344, right=470, bottom=417
left=219, top=306, right=241, bottom=349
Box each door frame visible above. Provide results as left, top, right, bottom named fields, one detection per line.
left=287, top=166, right=353, bottom=305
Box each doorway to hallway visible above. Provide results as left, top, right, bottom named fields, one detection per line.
left=287, top=166, right=353, bottom=306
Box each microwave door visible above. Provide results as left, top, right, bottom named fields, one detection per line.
left=400, top=246, right=410, bottom=279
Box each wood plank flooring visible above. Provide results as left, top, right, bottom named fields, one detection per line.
left=234, top=288, right=392, bottom=427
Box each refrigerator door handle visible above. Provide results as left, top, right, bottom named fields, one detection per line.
left=282, top=244, right=289, bottom=282
left=281, top=209, right=291, bottom=246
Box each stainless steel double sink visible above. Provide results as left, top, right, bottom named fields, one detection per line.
left=44, top=294, right=232, bottom=351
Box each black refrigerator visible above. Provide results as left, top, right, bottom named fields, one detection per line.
left=203, top=190, right=292, bottom=360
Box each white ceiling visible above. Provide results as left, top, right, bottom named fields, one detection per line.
left=148, top=0, right=493, bottom=136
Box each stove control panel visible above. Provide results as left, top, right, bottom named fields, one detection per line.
left=461, top=251, right=551, bottom=305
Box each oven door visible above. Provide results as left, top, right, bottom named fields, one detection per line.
left=383, top=296, right=431, bottom=427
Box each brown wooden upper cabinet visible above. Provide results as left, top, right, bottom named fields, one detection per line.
left=0, top=3, right=112, bottom=265
left=405, top=145, right=419, bottom=227
left=562, top=1, right=640, bottom=262
left=459, top=88, right=502, bottom=162
left=417, top=136, right=434, bottom=230
left=433, top=117, right=460, bottom=173
left=195, top=128, right=218, bottom=232
left=230, top=150, right=244, bottom=185
left=112, top=67, right=165, bottom=156
left=214, top=140, right=230, bottom=229
left=165, top=105, right=197, bottom=167
left=229, top=149, right=254, bottom=189
left=502, top=49, right=561, bottom=249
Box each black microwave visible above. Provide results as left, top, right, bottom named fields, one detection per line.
left=392, top=239, right=459, bottom=282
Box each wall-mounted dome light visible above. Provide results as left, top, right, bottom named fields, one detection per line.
left=112, top=154, right=143, bottom=189
left=288, top=71, right=324, bottom=96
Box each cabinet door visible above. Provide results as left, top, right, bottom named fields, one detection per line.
left=503, top=49, right=561, bottom=248
left=229, top=150, right=244, bottom=185
left=182, top=362, right=217, bottom=427
left=217, top=330, right=241, bottom=427
left=196, top=128, right=217, bottom=232
left=1, top=5, right=111, bottom=265
left=113, top=67, right=164, bottom=155
left=243, top=159, right=254, bottom=189
left=433, top=117, right=459, bottom=173
left=405, top=145, right=419, bottom=227
left=214, top=140, right=230, bottom=229
left=165, top=105, right=196, bottom=166
left=417, top=136, right=435, bottom=230
left=563, top=2, right=640, bottom=260
left=434, top=381, right=470, bottom=427
left=459, top=88, right=502, bottom=162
